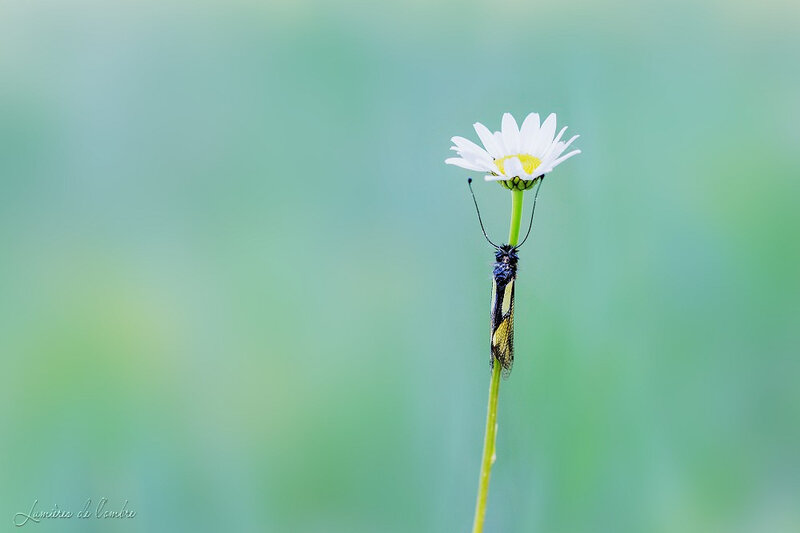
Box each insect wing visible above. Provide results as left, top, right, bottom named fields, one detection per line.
left=490, top=279, right=515, bottom=379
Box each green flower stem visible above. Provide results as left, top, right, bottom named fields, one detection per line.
left=471, top=361, right=502, bottom=533
left=507, top=189, right=525, bottom=246
left=471, top=188, right=525, bottom=533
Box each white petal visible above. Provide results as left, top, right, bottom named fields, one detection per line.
left=546, top=134, right=580, bottom=162
left=549, top=149, right=581, bottom=168
left=445, top=157, right=485, bottom=171
left=473, top=122, right=502, bottom=158
left=550, top=126, right=569, bottom=151
left=539, top=126, right=569, bottom=161
left=460, top=153, right=496, bottom=171
left=531, top=167, right=547, bottom=179
left=561, top=134, right=580, bottom=151
left=456, top=144, right=496, bottom=164
left=476, top=159, right=503, bottom=176
left=451, top=136, right=491, bottom=159
left=455, top=145, right=492, bottom=162
left=519, top=113, right=540, bottom=151
left=503, top=156, right=527, bottom=178
left=493, top=132, right=507, bottom=156
left=484, top=174, right=504, bottom=182
left=533, top=113, right=557, bottom=156
left=501, top=113, right=520, bottom=154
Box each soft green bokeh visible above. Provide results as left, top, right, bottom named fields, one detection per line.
left=1, top=1, right=798, bottom=532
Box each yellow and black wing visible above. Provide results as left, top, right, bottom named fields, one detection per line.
left=490, top=278, right=515, bottom=379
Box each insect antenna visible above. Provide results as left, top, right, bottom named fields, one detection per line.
left=467, top=178, right=499, bottom=249
left=514, top=177, right=544, bottom=250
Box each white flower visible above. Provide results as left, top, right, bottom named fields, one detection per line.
left=445, top=112, right=581, bottom=190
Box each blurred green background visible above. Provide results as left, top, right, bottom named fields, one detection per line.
left=1, top=1, right=798, bottom=532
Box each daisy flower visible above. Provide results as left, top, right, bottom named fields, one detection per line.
left=445, top=112, right=581, bottom=190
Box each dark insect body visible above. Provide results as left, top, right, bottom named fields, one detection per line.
left=468, top=178, right=544, bottom=379
left=490, top=244, right=518, bottom=378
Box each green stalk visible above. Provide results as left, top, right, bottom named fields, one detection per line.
left=471, top=362, right=502, bottom=533
left=471, top=188, right=524, bottom=533
left=507, top=189, right=525, bottom=246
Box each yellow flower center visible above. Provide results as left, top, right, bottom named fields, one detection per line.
left=494, top=154, right=542, bottom=176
